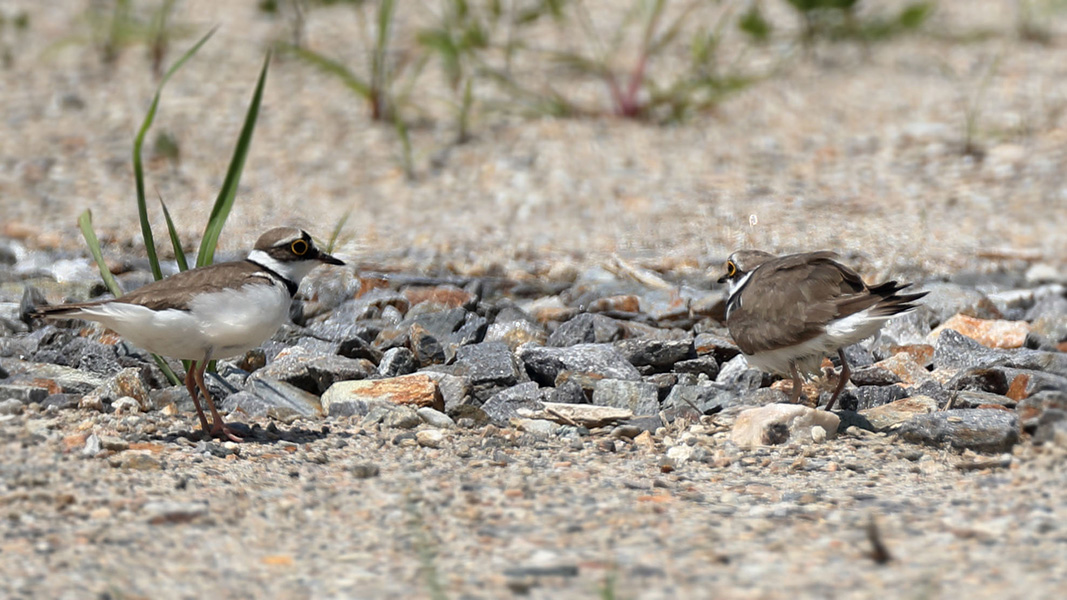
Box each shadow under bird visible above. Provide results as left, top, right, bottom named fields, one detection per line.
left=33, top=227, right=344, bottom=441
left=717, top=250, right=927, bottom=411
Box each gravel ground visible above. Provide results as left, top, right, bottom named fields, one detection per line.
left=2, top=1, right=1067, bottom=599
left=3, top=408, right=1066, bottom=600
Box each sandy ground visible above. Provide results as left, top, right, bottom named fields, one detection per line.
left=1, top=0, right=1065, bottom=281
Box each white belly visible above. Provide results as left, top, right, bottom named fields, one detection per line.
left=746, top=308, right=897, bottom=378
left=73, top=283, right=291, bottom=361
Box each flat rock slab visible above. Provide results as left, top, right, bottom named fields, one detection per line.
left=519, top=401, right=633, bottom=428
left=898, top=408, right=1020, bottom=453
left=242, top=378, right=324, bottom=419
left=321, top=374, right=444, bottom=417
left=861, top=395, right=939, bottom=431
left=730, top=404, right=840, bottom=448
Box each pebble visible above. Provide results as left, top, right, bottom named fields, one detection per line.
left=0, top=397, right=23, bottom=415
left=416, top=406, right=456, bottom=429
left=415, top=429, right=446, bottom=448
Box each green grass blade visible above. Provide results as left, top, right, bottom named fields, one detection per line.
left=133, top=27, right=217, bottom=281
left=280, top=43, right=372, bottom=99
left=197, top=51, right=271, bottom=267
left=325, top=209, right=351, bottom=254
left=158, top=192, right=189, bottom=272
left=78, top=210, right=181, bottom=386
left=77, top=210, right=123, bottom=298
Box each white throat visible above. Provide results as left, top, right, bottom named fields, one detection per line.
left=247, top=249, right=318, bottom=285
left=724, top=270, right=755, bottom=320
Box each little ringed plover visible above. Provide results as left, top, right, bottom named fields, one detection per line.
left=718, top=250, right=927, bottom=411
left=34, top=226, right=344, bottom=441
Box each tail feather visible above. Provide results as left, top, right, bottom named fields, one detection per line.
left=869, top=281, right=928, bottom=317
left=31, top=300, right=109, bottom=320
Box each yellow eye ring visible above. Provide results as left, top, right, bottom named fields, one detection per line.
left=726, top=261, right=737, bottom=277
left=291, top=239, right=309, bottom=255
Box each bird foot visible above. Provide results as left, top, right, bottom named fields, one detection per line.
left=206, top=423, right=243, bottom=443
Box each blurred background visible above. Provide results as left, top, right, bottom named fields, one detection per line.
left=0, top=0, right=1065, bottom=282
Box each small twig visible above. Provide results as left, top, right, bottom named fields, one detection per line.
left=545, top=406, right=582, bottom=428
left=866, top=516, right=893, bottom=565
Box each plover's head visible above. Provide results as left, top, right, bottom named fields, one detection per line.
left=248, top=227, right=344, bottom=283
left=717, top=250, right=775, bottom=296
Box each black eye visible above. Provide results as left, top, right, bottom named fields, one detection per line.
left=726, top=261, right=737, bottom=277
left=291, top=240, right=309, bottom=255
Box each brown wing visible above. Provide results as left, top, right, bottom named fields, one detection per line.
left=728, top=253, right=873, bottom=354
left=114, top=261, right=270, bottom=311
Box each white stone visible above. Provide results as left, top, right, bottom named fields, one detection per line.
left=416, top=429, right=446, bottom=449
left=811, top=426, right=827, bottom=444
left=666, top=445, right=696, bottom=464
left=730, top=404, right=840, bottom=449
left=112, top=396, right=141, bottom=415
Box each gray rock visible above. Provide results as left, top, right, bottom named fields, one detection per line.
left=307, top=356, right=376, bottom=392
left=382, top=405, right=422, bottom=429
left=481, top=381, right=543, bottom=426
left=849, top=364, right=902, bottom=387
left=551, top=378, right=588, bottom=404
left=918, top=282, right=1002, bottom=323
left=621, top=415, right=663, bottom=433
left=673, top=357, right=720, bottom=380
left=644, top=372, right=677, bottom=401
left=662, top=384, right=737, bottom=421
left=378, top=347, right=417, bottom=377
left=0, top=384, right=47, bottom=405
left=41, top=394, right=77, bottom=410
left=591, top=379, right=660, bottom=416
left=872, top=309, right=933, bottom=354
left=249, top=350, right=374, bottom=394
left=693, top=331, right=742, bottom=363
left=835, top=385, right=909, bottom=412
left=0, top=398, right=23, bottom=415
left=451, top=312, right=488, bottom=346
left=336, top=334, right=384, bottom=364
left=715, top=355, right=764, bottom=391
left=411, top=308, right=469, bottom=341
left=898, top=409, right=1020, bottom=453
left=548, top=313, right=623, bottom=347
left=1033, top=409, right=1067, bottom=445
left=933, top=329, right=1004, bottom=371
left=409, top=324, right=446, bottom=366
left=453, top=342, right=519, bottom=386
left=242, top=378, right=323, bottom=420
left=519, top=344, right=641, bottom=386
left=906, top=380, right=951, bottom=407
left=949, top=366, right=1067, bottom=398
left=737, top=388, right=791, bottom=407
left=953, top=390, right=1016, bottom=409
left=613, top=338, right=694, bottom=369
left=840, top=343, right=875, bottom=369
left=1016, top=390, right=1067, bottom=429
left=421, top=372, right=472, bottom=412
